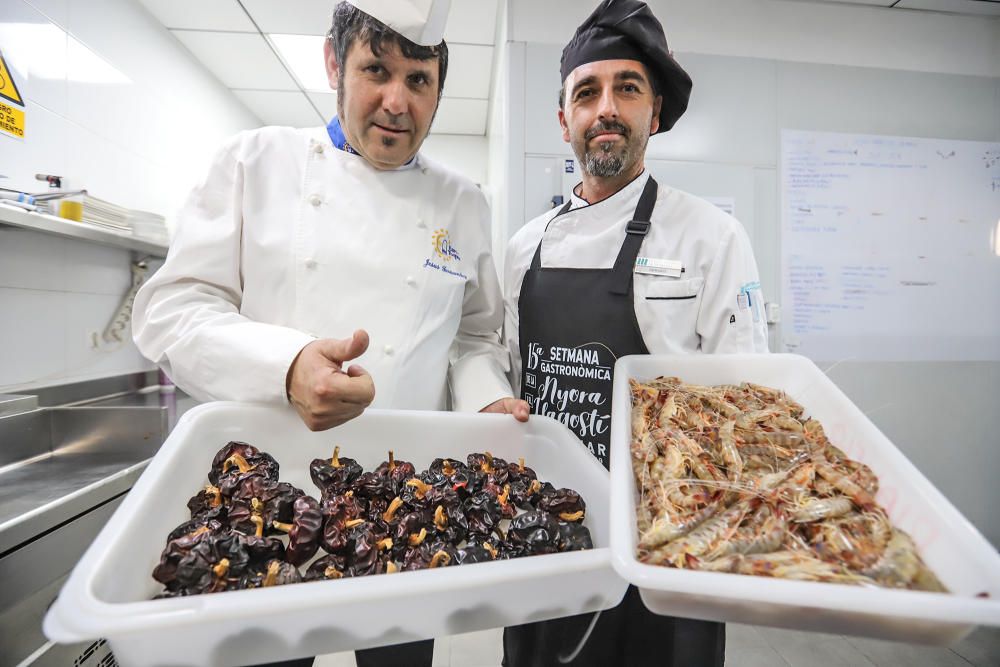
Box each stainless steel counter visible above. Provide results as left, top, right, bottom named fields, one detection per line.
left=0, top=388, right=197, bottom=554
left=0, top=376, right=197, bottom=667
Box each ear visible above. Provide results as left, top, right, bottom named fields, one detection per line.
left=324, top=38, right=339, bottom=91
left=558, top=108, right=570, bottom=144
left=650, top=94, right=663, bottom=135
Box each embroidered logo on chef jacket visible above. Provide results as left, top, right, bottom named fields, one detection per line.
left=432, top=229, right=461, bottom=262
left=423, top=229, right=467, bottom=280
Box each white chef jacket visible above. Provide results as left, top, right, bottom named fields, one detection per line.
left=503, top=171, right=768, bottom=396
left=133, top=126, right=511, bottom=413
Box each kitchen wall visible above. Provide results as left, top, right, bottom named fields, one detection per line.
left=0, top=0, right=260, bottom=392
left=486, top=0, right=511, bottom=271
left=509, top=0, right=1000, bottom=77
left=494, top=0, right=1000, bottom=545
left=422, top=134, right=489, bottom=187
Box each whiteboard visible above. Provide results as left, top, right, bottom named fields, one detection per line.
left=780, top=130, right=1000, bottom=361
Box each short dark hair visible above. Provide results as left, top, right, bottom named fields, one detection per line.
left=557, top=69, right=659, bottom=109
left=328, top=2, right=449, bottom=98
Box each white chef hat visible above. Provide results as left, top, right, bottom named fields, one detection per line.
left=342, top=0, right=452, bottom=46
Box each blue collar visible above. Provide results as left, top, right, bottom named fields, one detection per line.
left=326, top=116, right=359, bottom=155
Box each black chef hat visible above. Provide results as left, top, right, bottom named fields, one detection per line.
left=560, top=0, right=692, bottom=133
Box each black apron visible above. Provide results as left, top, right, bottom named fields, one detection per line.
left=504, top=177, right=725, bottom=666
left=517, top=178, right=655, bottom=469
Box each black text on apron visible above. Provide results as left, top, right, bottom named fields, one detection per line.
left=517, top=177, right=657, bottom=469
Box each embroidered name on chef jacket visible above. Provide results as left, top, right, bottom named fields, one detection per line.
left=635, top=257, right=684, bottom=277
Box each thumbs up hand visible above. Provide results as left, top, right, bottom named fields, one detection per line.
left=286, top=329, right=376, bottom=431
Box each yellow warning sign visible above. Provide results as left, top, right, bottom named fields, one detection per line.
left=0, top=100, right=25, bottom=139
left=0, top=51, right=24, bottom=107
left=0, top=50, right=25, bottom=139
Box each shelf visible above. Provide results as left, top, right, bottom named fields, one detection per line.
left=0, top=204, right=169, bottom=258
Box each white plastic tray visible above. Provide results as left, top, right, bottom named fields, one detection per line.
left=45, top=404, right=627, bottom=666
left=609, top=353, right=1000, bottom=645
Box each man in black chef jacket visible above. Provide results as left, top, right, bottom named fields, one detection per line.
left=501, top=0, right=770, bottom=664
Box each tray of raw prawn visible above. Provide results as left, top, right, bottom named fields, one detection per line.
left=608, top=353, right=1000, bottom=644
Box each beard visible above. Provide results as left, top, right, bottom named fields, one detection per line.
left=586, top=142, right=629, bottom=177
left=576, top=118, right=649, bottom=178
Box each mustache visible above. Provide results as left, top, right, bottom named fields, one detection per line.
left=584, top=120, right=630, bottom=141
left=372, top=115, right=411, bottom=132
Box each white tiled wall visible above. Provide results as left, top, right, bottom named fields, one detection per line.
left=0, top=227, right=158, bottom=390
left=422, top=134, right=489, bottom=186
left=0, top=0, right=260, bottom=392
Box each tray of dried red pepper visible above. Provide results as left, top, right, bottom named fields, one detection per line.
left=44, top=403, right=626, bottom=666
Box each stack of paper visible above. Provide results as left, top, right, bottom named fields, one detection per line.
left=35, top=190, right=169, bottom=245
left=66, top=194, right=132, bottom=232
left=127, top=208, right=169, bottom=245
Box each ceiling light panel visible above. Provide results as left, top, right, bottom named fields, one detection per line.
left=172, top=30, right=298, bottom=90
left=269, top=34, right=329, bottom=91
left=138, top=0, right=255, bottom=31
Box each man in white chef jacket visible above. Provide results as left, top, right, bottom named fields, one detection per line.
left=501, top=1, right=768, bottom=665
left=133, top=1, right=526, bottom=665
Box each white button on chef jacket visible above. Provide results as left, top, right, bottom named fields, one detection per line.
left=503, top=172, right=769, bottom=397
left=133, top=126, right=511, bottom=412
